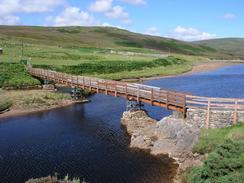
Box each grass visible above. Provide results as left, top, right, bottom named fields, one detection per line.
left=0, top=90, right=12, bottom=112
left=32, top=56, right=190, bottom=80
left=1, top=90, right=71, bottom=110
left=0, top=26, right=237, bottom=87
left=186, top=123, right=244, bottom=183
left=26, top=175, right=81, bottom=183
left=193, top=123, right=244, bottom=154
left=0, top=26, right=236, bottom=65
left=0, top=63, right=40, bottom=88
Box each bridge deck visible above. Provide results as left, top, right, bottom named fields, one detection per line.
left=28, top=67, right=244, bottom=124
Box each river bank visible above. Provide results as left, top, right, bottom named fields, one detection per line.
left=0, top=89, right=89, bottom=119
left=122, top=60, right=242, bottom=82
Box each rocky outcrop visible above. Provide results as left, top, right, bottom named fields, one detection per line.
left=121, top=110, right=203, bottom=183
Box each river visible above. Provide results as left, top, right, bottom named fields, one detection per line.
left=0, top=64, right=244, bottom=183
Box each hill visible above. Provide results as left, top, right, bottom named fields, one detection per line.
left=194, top=38, right=244, bottom=59
left=0, top=25, right=234, bottom=60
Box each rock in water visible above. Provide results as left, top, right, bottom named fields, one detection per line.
left=121, top=110, right=203, bottom=183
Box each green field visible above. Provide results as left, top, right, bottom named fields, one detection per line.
left=0, top=63, right=40, bottom=88
left=0, top=26, right=240, bottom=87
left=0, top=26, right=237, bottom=66
left=186, top=123, right=244, bottom=183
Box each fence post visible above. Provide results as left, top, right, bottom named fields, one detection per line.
left=183, top=94, right=187, bottom=118
left=97, top=82, right=99, bottom=93
left=125, top=84, right=128, bottom=99
left=137, top=86, right=140, bottom=102
left=206, top=98, right=211, bottom=129
left=105, top=82, right=108, bottom=95
left=166, top=91, right=169, bottom=109
left=233, top=100, right=238, bottom=124
left=89, top=78, right=92, bottom=91
left=82, top=77, right=85, bottom=89
left=151, top=88, right=153, bottom=105
left=115, top=84, right=118, bottom=97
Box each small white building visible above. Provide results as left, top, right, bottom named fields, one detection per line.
left=0, top=48, right=3, bottom=54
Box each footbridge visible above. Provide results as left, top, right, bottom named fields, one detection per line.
left=28, top=67, right=244, bottom=128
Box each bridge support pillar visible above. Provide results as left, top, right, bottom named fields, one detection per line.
left=71, top=86, right=82, bottom=100
left=42, top=79, right=56, bottom=90
left=126, top=101, right=144, bottom=111
left=43, top=78, right=49, bottom=85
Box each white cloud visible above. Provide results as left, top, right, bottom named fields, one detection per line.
left=168, top=26, right=216, bottom=41
left=122, top=0, right=146, bottom=5
left=101, top=22, right=123, bottom=29
left=49, top=7, right=97, bottom=26
left=0, top=0, right=65, bottom=24
left=89, top=0, right=113, bottom=13
left=105, top=5, right=131, bottom=24
left=0, top=0, right=65, bottom=14
left=222, top=13, right=236, bottom=20
left=145, top=27, right=161, bottom=36
left=0, top=15, right=19, bottom=25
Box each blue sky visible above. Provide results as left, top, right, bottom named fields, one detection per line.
left=0, top=0, right=243, bottom=41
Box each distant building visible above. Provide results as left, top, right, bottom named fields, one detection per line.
left=0, top=48, right=3, bottom=54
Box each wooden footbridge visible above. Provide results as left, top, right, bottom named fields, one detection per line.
left=28, top=67, right=244, bottom=125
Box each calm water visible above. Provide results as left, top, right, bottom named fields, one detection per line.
left=1, top=64, right=244, bottom=183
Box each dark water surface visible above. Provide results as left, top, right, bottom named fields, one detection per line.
left=1, top=64, right=244, bottom=183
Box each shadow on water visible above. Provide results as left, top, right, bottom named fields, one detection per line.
left=0, top=95, right=177, bottom=183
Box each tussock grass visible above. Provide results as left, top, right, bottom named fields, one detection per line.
left=2, top=90, right=71, bottom=110
left=193, top=123, right=244, bottom=154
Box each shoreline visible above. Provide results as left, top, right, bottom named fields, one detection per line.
left=0, top=99, right=89, bottom=119
left=122, top=60, right=243, bottom=82
left=1, top=60, right=242, bottom=120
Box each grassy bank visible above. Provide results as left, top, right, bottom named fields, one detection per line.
left=0, top=63, right=40, bottom=88
left=186, top=123, right=244, bottom=183
left=0, top=90, right=71, bottom=112
left=33, top=56, right=191, bottom=80
left=0, top=90, right=12, bottom=112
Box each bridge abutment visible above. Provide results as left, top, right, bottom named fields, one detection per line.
left=173, top=109, right=244, bottom=129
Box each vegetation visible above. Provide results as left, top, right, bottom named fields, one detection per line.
left=0, top=90, right=12, bottom=112
left=195, top=38, right=244, bottom=59
left=0, top=26, right=239, bottom=84
left=0, top=63, right=40, bottom=88
left=193, top=123, right=244, bottom=154
left=0, top=26, right=237, bottom=66
left=187, top=123, right=244, bottom=183
left=26, top=175, right=82, bottom=183
left=33, top=56, right=189, bottom=79
left=1, top=90, right=71, bottom=110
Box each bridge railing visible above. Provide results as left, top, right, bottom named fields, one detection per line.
left=28, top=67, right=187, bottom=112
left=186, top=95, right=244, bottom=125
left=28, top=67, right=244, bottom=111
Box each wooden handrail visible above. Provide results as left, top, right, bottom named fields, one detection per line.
left=27, top=67, right=244, bottom=113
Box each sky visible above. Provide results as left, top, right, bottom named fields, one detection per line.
left=0, top=0, right=243, bottom=41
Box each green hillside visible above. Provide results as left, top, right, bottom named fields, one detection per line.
left=0, top=26, right=241, bottom=83
left=194, top=38, right=244, bottom=59
left=0, top=25, right=235, bottom=64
